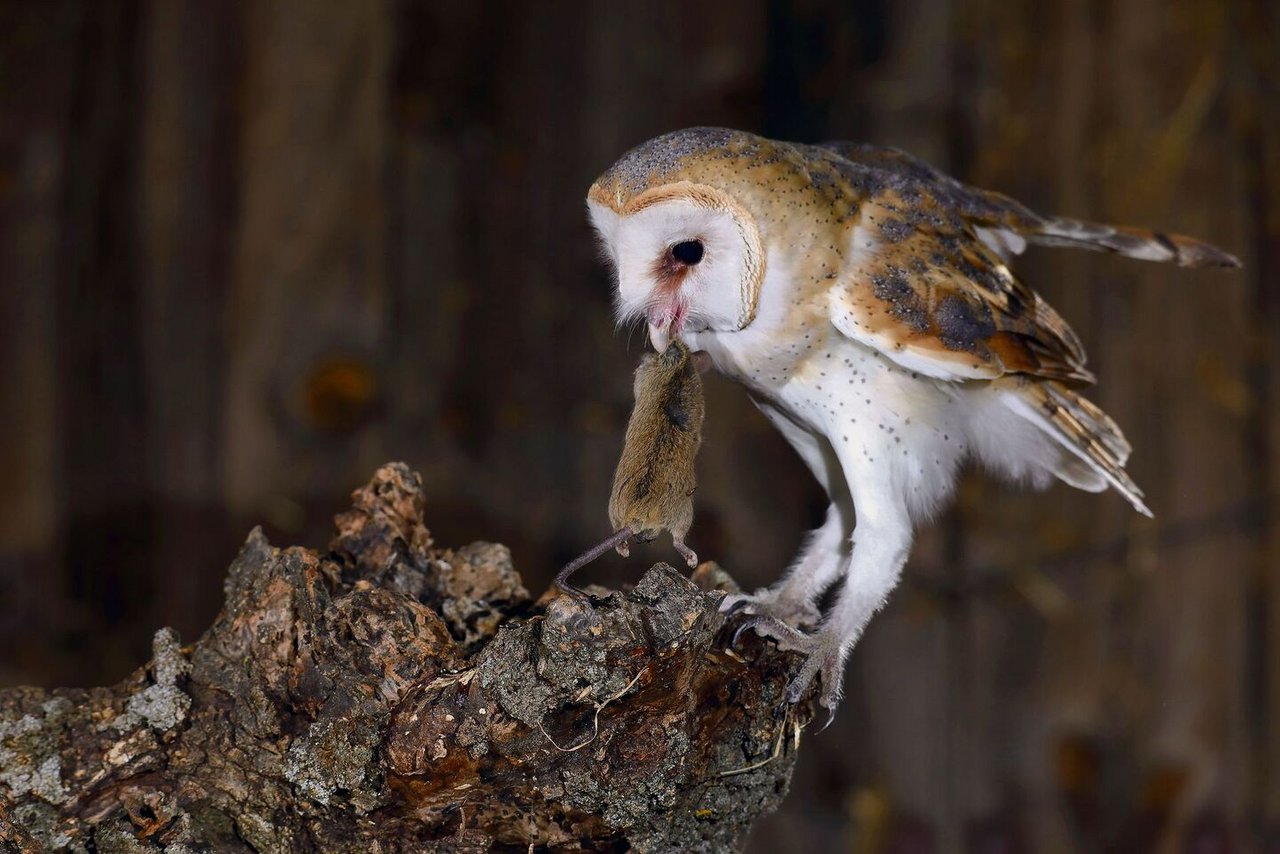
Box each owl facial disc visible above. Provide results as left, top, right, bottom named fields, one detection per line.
left=586, top=180, right=765, bottom=353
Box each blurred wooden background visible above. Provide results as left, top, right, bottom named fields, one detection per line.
left=0, top=0, right=1276, bottom=850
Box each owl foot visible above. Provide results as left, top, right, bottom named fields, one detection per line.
left=730, top=614, right=811, bottom=652
left=731, top=616, right=844, bottom=730
left=718, top=588, right=822, bottom=630
left=782, top=631, right=844, bottom=729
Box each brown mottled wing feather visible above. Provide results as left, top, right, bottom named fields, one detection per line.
left=813, top=140, right=1223, bottom=516
left=820, top=141, right=1240, bottom=268
left=831, top=193, right=1095, bottom=386
left=998, top=376, right=1151, bottom=516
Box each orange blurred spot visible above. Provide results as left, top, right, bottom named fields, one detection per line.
left=301, top=357, right=380, bottom=435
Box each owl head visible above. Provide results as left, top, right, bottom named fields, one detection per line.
left=586, top=128, right=784, bottom=352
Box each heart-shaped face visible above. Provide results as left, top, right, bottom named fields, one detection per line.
left=588, top=180, right=764, bottom=353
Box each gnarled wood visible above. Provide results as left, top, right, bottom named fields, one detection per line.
left=0, top=463, right=809, bottom=852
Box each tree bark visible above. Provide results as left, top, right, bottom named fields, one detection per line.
left=0, top=464, right=809, bottom=852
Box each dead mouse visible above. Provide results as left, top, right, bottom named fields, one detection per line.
left=555, top=340, right=708, bottom=598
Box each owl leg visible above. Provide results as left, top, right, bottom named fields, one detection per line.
left=790, top=479, right=913, bottom=716
left=737, top=450, right=913, bottom=719
left=720, top=403, right=853, bottom=629
left=718, top=504, right=849, bottom=628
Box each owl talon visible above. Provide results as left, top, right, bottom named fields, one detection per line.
left=782, top=631, right=846, bottom=719
left=730, top=614, right=810, bottom=652
left=815, top=706, right=837, bottom=734
left=729, top=617, right=759, bottom=649
left=732, top=617, right=846, bottom=722
left=719, top=589, right=822, bottom=629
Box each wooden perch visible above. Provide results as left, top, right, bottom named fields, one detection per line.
left=0, top=464, right=810, bottom=852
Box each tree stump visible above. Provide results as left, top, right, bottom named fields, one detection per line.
left=0, top=464, right=810, bottom=852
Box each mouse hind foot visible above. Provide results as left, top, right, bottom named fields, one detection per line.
left=673, top=539, right=698, bottom=568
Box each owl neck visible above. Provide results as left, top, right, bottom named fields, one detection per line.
left=686, top=260, right=838, bottom=393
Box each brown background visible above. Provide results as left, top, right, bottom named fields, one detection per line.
left=1, top=1, right=1276, bottom=850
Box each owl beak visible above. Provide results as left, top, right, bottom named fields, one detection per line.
left=648, top=319, right=672, bottom=353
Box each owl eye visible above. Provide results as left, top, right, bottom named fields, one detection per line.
left=670, top=240, right=704, bottom=265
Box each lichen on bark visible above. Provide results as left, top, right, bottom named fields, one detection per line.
left=0, top=463, right=810, bottom=852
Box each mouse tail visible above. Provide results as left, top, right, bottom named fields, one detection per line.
left=554, top=527, right=633, bottom=598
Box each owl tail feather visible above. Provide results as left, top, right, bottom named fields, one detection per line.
left=1001, top=380, right=1152, bottom=517
left=1023, top=216, right=1241, bottom=269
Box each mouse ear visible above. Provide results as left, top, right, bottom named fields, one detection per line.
left=691, top=351, right=712, bottom=374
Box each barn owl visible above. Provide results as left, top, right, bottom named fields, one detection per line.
left=585, top=127, right=1239, bottom=719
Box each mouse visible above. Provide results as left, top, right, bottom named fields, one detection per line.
left=555, top=340, right=707, bottom=598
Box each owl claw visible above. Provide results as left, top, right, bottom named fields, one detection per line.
left=815, top=705, right=837, bottom=734
left=732, top=615, right=846, bottom=724
left=731, top=614, right=810, bottom=652
left=782, top=631, right=846, bottom=719
left=719, top=589, right=822, bottom=629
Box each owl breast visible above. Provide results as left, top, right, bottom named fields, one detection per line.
left=692, top=323, right=972, bottom=521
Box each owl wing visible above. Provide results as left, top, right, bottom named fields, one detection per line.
left=811, top=141, right=1237, bottom=516
left=817, top=139, right=1238, bottom=386
left=818, top=142, right=1240, bottom=268
left=828, top=192, right=1095, bottom=386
